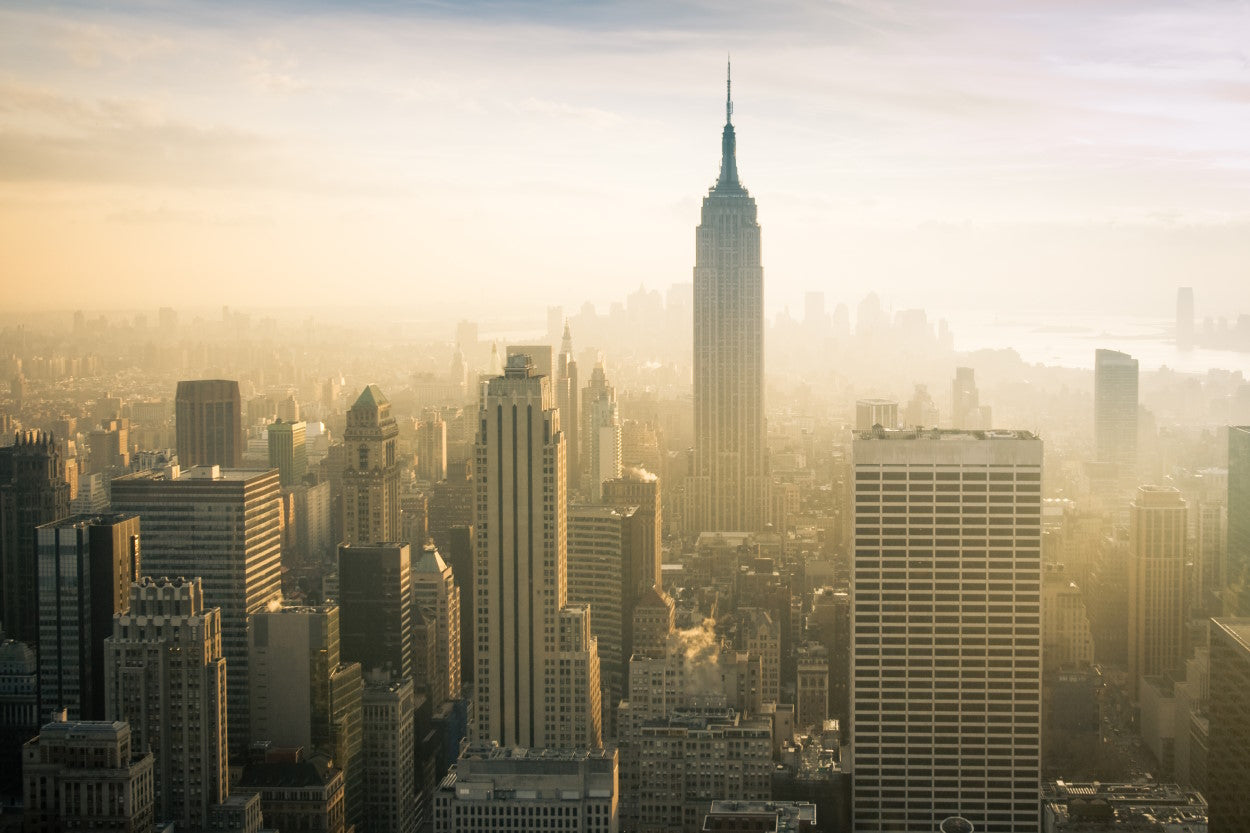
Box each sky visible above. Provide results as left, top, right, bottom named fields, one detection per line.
left=1, top=0, right=1248, bottom=320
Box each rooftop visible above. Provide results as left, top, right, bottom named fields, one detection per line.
left=1212, top=618, right=1250, bottom=654
left=854, top=427, right=1037, bottom=442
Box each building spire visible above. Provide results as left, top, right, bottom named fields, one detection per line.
left=716, top=59, right=740, bottom=190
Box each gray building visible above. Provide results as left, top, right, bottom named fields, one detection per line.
left=111, top=464, right=282, bottom=760
left=104, top=577, right=227, bottom=831
left=1093, top=349, right=1139, bottom=481
left=36, top=513, right=140, bottom=721
left=267, top=418, right=307, bottom=489
left=175, top=380, right=243, bottom=469
left=689, top=65, right=767, bottom=534
left=434, top=744, right=618, bottom=833
left=338, top=542, right=413, bottom=680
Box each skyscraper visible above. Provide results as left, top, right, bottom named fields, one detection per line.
left=361, top=674, right=416, bottom=833
left=175, top=380, right=243, bottom=469
left=267, top=418, right=308, bottom=489
left=1229, top=426, right=1250, bottom=611
left=248, top=604, right=364, bottom=829
left=690, top=65, right=767, bottom=533
left=951, top=367, right=989, bottom=430
left=411, top=543, right=461, bottom=707
left=0, top=431, right=71, bottom=644
left=582, top=359, right=621, bottom=502
left=557, top=323, right=580, bottom=497
left=104, top=577, right=227, bottom=831
left=474, top=353, right=602, bottom=748
left=1208, top=618, right=1250, bottom=832
left=111, top=465, right=282, bottom=760
left=415, top=414, right=447, bottom=483
left=338, top=543, right=413, bottom=680
left=36, top=513, right=140, bottom=721
left=1128, top=486, right=1187, bottom=697
left=851, top=428, right=1042, bottom=833
left=343, top=385, right=400, bottom=546
left=1094, top=349, right=1139, bottom=480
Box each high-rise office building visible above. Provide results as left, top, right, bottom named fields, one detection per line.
left=343, top=385, right=400, bottom=545
left=1, top=430, right=70, bottom=644
left=1208, top=618, right=1250, bottom=832
left=338, top=542, right=413, bottom=680
left=361, top=674, right=416, bottom=833
left=248, top=605, right=364, bottom=830
left=104, top=577, right=227, bottom=831
left=690, top=65, right=767, bottom=533
left=474, top=353, right=602, bottom=748
left=1128, top=486, right=1188, bottom=697
left=268, top=418, right=308, bottom=488
left=22, top=719, right=155, bottom=833
left=557, top=323, right=580, bottom=498
left=582, top=359, right=621, bottom=501
left=951, top=367, right=989, bottom=430
left=412, top=543, right=461, bottom=706
left=851, top=428, right=1042, bottom=833
left=1094, top=349, right=1139, bottom=479
left=111, top=465, right=282, bottom=760
left=1229, top=427, right=1250, bottom=612
left=601, top=472, right=663, bottom=635
left=175, top=380, right=243, bottom=469
left=416, top=415, right=447, bottom=483
left=568, top=503, right=643, bottom=735
left=36, top=513, right=140, bottom=721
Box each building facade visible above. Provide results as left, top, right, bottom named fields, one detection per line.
left=1128, top=486, right=1188, bottom=698
left=175, top=380, right=243, bottom=469
left=36, top=513, right=140, bottom=721
left=690, top=67, right=767, bottom=534
left=342, top=385, right=401, bottom=545
left=1093, top=349, right=1139, bottom=481
left=474, top=354, right=602, bottom=748
left=851, top=428, right=1043, bottom=833
left=267, top=418, right=308, bottom=488
left=412, top=543, right=461, bottom=706
left=111, top=465, right=282, bottom=760
left=338, top=542, right=413, bottom=680
left=1208, top=618, right=1250, bottom=832
left=582, top=360, right=621, bottom=502
left=104, top=577, right=227, bottom=831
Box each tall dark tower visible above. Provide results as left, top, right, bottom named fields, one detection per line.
left=0, top=431, right=71, bottom=643
left=690, top=63, right=767, bottom=532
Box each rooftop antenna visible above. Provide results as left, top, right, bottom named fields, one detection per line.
left=726, top=55, right=733, bottom=124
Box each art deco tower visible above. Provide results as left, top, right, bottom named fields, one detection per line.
left=343, top=385, right=400, bottom=545
left=691, top=64, right=767, bottom=533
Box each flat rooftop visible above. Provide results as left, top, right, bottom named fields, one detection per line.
left=854, top=427, right=1037, bottom=442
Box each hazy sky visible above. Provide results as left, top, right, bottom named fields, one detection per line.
left=2, top=0, right=1248, bottom=319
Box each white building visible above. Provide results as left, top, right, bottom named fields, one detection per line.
left=851, top=428, right=1043, bottom=833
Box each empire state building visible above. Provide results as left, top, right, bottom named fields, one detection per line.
left=690, top=65, right=768, bottom=533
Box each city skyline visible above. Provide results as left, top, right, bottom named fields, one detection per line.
left=2, top=1, right=1249, bottom=317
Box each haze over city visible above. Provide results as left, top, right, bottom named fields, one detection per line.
left=3, top=0, right=1250, bottom=318
left=2, top=3, right=1250, bottom=833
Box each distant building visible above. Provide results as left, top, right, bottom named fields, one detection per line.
left=175, top=380, right=243, bottom=468
left=1094, top=349, right=1139, bottom=481
left=557, top=324, right=580, bottom=499
left=582, top=359, right=622, bottom=500
left=0, top=430, right=71, bottom=644
left=1128, top=486, right=1187, bottom=698
left=104, top=577, right=227, bottom=831
left=22, top=719, right=155, bottom=833
left=112, top=465, right=282, bottom=761
left=36, top=513, right=140, bottom=721
left=267, top=418, right=308, bottom=488
left=433, top=743, right=618, bottom=833
left=689, top=69, right=767, bottom=534
left=855, top=399, right=898, bottom=431
left=416, top=415, right=447, bottom=483
left=793, top=643, right=829, bottom=731
left=951, top=367, right=990, bottom=430
left=1208, top=618, right=1250, bottom=832
left=1229, top=427, right=1250, bottom=611
left=343, top=385, right=400, bottom=545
